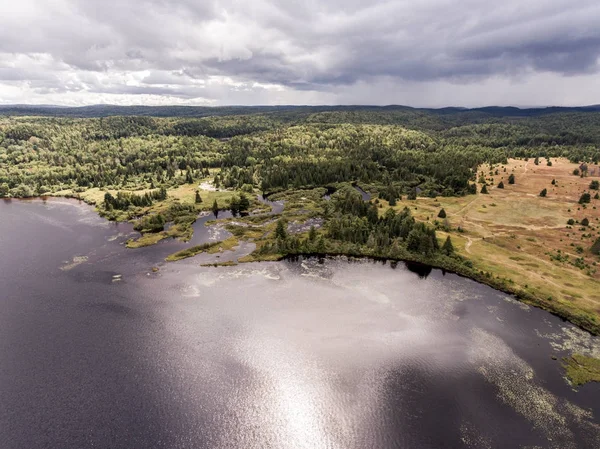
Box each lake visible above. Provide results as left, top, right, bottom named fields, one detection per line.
left=1, top=198, right=600, bottom=449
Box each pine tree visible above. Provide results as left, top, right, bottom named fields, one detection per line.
left=437, top=208, right=446, bottom=218
left=539, top=188, right=547, bottom=197
left=582, top=217, right=589, bottom=226
left=591, top=237, right=600, bottom=255
left=195, top=191, right=202, bottom=203
left=508, top=174, right=515, bottom=184
left=212, top=199, right=219, bottom=216
left=239, top=193, right=250, bottom=213
left=497, top=181, right=504, bottom=189
left=481, top=185, right=488, bottom=194
left=309, top=225, right=317, bottom=241
left=275, top=219, right=287, bottom=240
left=442, top=236, right=454, bottom=255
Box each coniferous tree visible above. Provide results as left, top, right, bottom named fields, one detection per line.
left=442, top=236, right=454, bottom=255
left=309, top=225, right=317, bottom=241
left=275, top=219, right=287, bottom=240
left=508, top=174, right=515, bottom=184
left=239, top=193, right=250, bottom=213
left=591, top=237, right=600, bottom=255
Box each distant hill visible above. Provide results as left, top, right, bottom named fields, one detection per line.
left=1, top=104, right=600, bottom=119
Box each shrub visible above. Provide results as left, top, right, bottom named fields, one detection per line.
left=579, top=193, right=591, bottom=204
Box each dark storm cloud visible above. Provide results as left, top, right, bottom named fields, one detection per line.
left=1, top=0, right=600, bottom=104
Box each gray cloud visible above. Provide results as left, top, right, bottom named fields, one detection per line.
left=1, top=0, right=600, bottom=106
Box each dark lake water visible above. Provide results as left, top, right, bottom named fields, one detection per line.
left=1, top=198, right=600, bottom=449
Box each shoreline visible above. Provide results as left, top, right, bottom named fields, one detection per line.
left=5, top=194, right=600, bottom=337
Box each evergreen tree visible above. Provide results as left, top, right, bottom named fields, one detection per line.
left=539, top=188, right=547, bottom=197
left=437, top=208, right=446, bottom=218
left=238, top=193, right=250, bottom=213
left=590, top=180, right=599, bottom=190
left=508, top=174, right=515, bottom=184
left=442, top=236, right=454, bottom=255
left=481, top=184, right=488, bottom=194
left=309, top=225, right=317, bottom=241
left=591, top=237, right=600, bottom=255
left=275, top=219, right=287, bottom=240
left=195, top=191, right=202, bottom=203
left=497, top=181, right=504, bottom=189
left=229, top=196, right=240, bottom=216
left=212, top=199, right=219, bottom=216
left=582, top=217, right=590, bottom=226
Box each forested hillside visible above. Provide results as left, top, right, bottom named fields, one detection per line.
left=1, top=109, right=599, bottom=198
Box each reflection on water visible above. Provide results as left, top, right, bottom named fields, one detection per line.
left=1, top=199, right=600, bottom=449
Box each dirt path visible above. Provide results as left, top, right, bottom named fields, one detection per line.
left=450, top=195, right=479, bottom=217
left=465, top=237, right=474, bottom=254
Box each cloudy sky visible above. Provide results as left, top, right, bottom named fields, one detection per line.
left=1, top=0, right=600, bottom=107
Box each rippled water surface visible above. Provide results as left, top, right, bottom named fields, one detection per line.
left=1, top=198, right=600, bottom=449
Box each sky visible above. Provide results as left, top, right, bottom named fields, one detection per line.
left=1, top=0, right=600, bottom=107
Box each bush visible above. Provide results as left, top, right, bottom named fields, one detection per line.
left=582, top=218, right=590, bottom=226
left=579, top=193, right=591, bottom=204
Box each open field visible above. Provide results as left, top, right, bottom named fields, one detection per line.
left=381, top=158, right=600, bottom=328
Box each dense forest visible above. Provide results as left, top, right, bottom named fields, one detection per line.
left=1, top=107, right=600, bottom=199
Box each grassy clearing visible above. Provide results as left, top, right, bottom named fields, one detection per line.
left=563, top=354, right=600, bottom=386
left=379, top=158, right=600, bottom=332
